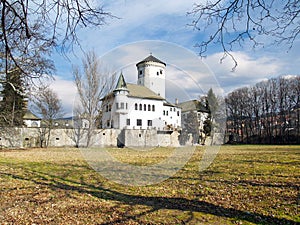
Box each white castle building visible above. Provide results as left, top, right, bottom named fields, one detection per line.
left=101, top=55, right=181, bottom=131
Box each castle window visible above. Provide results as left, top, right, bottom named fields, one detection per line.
left=144, top=104, right=146, bottom=111
left=152, top=105, right=155, bottom=111
left=116, top=103, right=119, bottom=109
left=177, top=111, right=180, bottom=116
left=166, top=111, right=168, bottom=116
left=139, top=104, right=142, bottom=110
left=160, top=70, right=163, bottom=74
left=120, top=102, right=124, bottom=109
left=147, top=120, right=152, bottom=126
left=126, top=103, right=128, bottom=109
left=107, top=120, right=110, bottom=127
left=148, top=104, right=151, bottom=111
left=135, top=103, right=138, bottom=110
left=126, top=119, right=130, bottom=126
left=170, top=108, right=172, bottom=112
left=137, top=119, right=142, bottom=126
left=163, top=110, right=165, bottom=115
left=139, top=70, right=143, bottom=75
left=157, top=71, right=159, bottom=76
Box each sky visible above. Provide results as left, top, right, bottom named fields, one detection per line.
left=49, top=0, right=300, bottom=115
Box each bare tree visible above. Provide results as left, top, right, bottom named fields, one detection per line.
left=73, top=51, right=115, bottom=147
left=226, top=75, right=300, bottom=144
left=32, top=87, right=65, bottom=147
left=0, top=1, right=113, bottom=83
left=65, top=106, right=86, bottom=148
left=189, top=0, right=300, bottom=69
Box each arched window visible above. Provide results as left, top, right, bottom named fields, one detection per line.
left=152, top=105, right=155, bottom=111
left=135, top=103, right=138, bottom=110
left=148, top=104, right=151, bottom=111
left=139, top=104, right=142, bottom=110
left=144, top=104, right=146, bottom=111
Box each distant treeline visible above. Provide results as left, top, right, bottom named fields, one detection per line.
left=225, top=76, right=300, bottom=144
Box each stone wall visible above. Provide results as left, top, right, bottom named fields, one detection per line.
left=0, top=127, right=180, bottom=148
left=122, top=129, right=180, bottom=147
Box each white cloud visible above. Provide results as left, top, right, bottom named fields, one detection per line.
left=49, top=1, right=300, bottom=113
left=49, top=76, right=77, bottom=116
left=204, top=51, right=283, bottom=93
left=76, top=0, right=199, bottom=54
left=97, top=40, right=224, bottom=100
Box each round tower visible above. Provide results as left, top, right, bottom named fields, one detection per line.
left=113, top=73, right=129, bottom=115
left=136, top=54, right=166, bottom=98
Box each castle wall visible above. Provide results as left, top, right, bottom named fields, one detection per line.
left=0, top=127, right=180, bottom=148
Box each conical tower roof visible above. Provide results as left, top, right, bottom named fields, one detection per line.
left=136, top=54, right=166, bottom=67
left=114, top=72, right=128, bottom=91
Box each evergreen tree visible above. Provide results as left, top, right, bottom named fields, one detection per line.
left=204, top=88, right=226, bottom=145
left=0, top=68, right=26, bottom=126
left=207, top=88, right=218, bottom=120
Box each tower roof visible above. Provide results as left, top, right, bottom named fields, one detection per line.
left=136, top=54, right=166, bottom=67
left=114, top=72, right=127, bottom=91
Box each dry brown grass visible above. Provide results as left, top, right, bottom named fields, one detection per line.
left=0, top=145, right=299, bottom=224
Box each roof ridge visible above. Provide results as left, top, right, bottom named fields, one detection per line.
left=136, top=54, right=166, bottom=66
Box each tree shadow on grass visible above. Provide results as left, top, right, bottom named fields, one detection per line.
left=0, top=164, right=298, bottom=225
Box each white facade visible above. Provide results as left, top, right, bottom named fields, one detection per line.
left=101, top=55, right=181, bottom=131
left=137, top=58, right=166, bottom=98
left=23, top=111, right=41, bottom=127
left=179, top=99, right=209, bottom=132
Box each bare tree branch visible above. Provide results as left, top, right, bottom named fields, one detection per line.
left=0, top=0, right=114, bottom=83
left=189, top=0, right=300, bottom=70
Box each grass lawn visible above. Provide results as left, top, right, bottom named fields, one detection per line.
left=0, top=145, right=299, bottom=224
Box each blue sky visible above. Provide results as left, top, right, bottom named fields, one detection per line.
left=49, top=0, right=300, bottom=114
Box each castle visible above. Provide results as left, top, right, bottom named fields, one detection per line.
left=0, top=55, right=213, bottom=148
left=101, top=54, right=181, bottom=131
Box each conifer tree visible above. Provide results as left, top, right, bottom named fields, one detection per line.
left=0, top=68, right=26, bottom=126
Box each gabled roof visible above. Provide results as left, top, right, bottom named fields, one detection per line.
left=163, top=101, right=178, bottom=107
left=136, top=54, right=166, bottom=67
left=101, top=83, right=164, bottom=101
left=127, top=83, right=164, bottom=100
left=178, top=100, right=209, bottom=113
left=23, top=110, right=40, bottom=120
